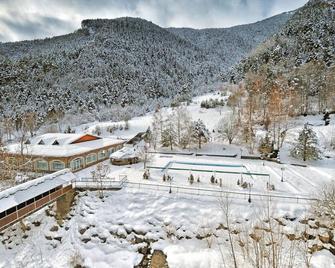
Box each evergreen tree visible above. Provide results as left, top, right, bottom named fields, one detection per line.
left=290, top=124, right=321, bottom=161
left=258, top=134, right=273, bottom=156
left=191, top=119, right=209, bottom=149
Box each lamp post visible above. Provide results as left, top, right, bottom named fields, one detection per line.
left=169, top=176, right=172, bottom=194
left=248, top=183, right=252, bottom=203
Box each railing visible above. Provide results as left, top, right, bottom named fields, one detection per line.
left=74, top=175, right=128, bottom=190
left=72, top=173, right=317, bottom=204
left=123, top=181, right=318, bottom=204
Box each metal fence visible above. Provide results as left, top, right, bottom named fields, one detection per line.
left=74, top=175, right=128, bottom=190
left=72, top=176, right=318, bottom=204
left=123, top=181, right=318, bottom=204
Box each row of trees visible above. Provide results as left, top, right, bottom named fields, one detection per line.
left=226, top=71, right=327, bottom=160
left=0, top=112, right=39, bottom=182
left=1, top=112, right=38, bottom=141
left=150, top=106, right=210, bottom=150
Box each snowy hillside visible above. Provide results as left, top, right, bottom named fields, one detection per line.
left=230, top=0, right=335, bottom=85
left=0, top=14, right=291, bottom=123
left=168, top=12, right=292, bottom=73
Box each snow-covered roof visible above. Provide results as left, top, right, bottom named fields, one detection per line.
left=7, top=133, right=124, bottom=157
left=110, top=146, right=142, bottom=160
left=27, top=133, right=98, bottom=146
left=0, top=169, right=76, bottom=213
left=125, top=132, right=146, bottom=145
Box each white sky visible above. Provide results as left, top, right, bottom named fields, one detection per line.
left=0, top=0, right=308, bottom=42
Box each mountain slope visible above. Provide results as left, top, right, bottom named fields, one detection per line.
left=230, top=0, right=335, bottom=82
left=0, top=15, right=291, bottom=123
left=168, top=12, right=292, bottom=73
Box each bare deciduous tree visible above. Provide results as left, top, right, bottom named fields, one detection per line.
left=219, top=193, right=238, bottom=268
left=217, top=113, right=239, bottom=144
left=91, top=163, right=110, bottom=199
left=314, top=182, right=335, bottom=220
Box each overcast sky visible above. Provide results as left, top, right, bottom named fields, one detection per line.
left=0, top=0, right=308, bottom=42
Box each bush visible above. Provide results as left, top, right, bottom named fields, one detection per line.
left=189, top=174, right=194, bottom=184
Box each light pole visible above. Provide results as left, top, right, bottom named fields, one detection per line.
left=248, top=183, right=252, bottom=203
left=169, top=176, right=172, bottom=194
left=281, top=167, right=285, bottom=182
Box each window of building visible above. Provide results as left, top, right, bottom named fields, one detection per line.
left=6, top=206, right=16, bottom=215
left=51, top=160, right=65, bottom=171
left=35, top=160, right=48, bottom=171
left=26, top=198, right=35, bottom=205
left=98, top=150, right=106, bottom=160
left=70, top=158, right=84, bottom=171
left=38, top=139, right=45, bottom=145
left=42, top=191, right=50, bottom=197
left=49, top=188, right=56, bottom=193
left=86, top=153, right=97, bottom=164
left=17, top=202, right=26, bottom=210
left=35, top=194, right=43, bottom=201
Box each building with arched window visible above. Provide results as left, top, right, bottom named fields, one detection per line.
left=5, top=133, right=124, bottom=173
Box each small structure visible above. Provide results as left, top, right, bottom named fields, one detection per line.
left=5, top=133, right=124, bottom=172
left=110, top=132, right=147, bottom=165
left=0, top=169, right=76, bottom=231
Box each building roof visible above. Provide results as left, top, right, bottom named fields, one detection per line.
left=110, top=147, right=139, bottom=160
left=7, top=133, right=124, bottom=157
left=27, top=133, right=100, bottom=146
left=125, top=131, right=146, bottom=145
left=0, top=169, right=76, bottom=213
left=110, top=140, right=145, bottom=160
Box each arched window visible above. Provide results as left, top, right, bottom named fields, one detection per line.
left=70, top=158, right=84, bottom=171
left=98, top=150, right=107, bottom=160
left=86, top=153, right=97, bottom=164
left=35, top=160, right=48, bottom=171
left=51, top=160, right=65, bottom=171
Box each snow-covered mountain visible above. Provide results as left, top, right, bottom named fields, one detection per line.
left=168, top=12, right=292, bottom=74
left=0, top=14, right=291, bottom=122
left=230, top=0, right=335, bottom=83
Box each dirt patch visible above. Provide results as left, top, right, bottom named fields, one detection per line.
left=150, top=250, right=169, bottom=268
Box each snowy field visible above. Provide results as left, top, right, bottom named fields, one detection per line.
left=76, top=150, right=335, bottom=199
left=0, top=189, right=334, bottom=268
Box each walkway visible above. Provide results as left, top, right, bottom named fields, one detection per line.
left=0, top=169, right=75, bottom=231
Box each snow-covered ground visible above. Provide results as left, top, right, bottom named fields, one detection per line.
left=75, top=151, right=335, bottom=199
left=0, top=189, right=333, bottom=268
left=1, top=92, right=335, bottom=267
left=72, top=91, right=335, bottom=167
